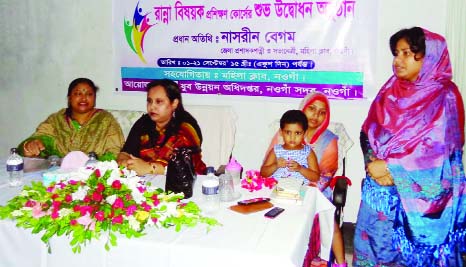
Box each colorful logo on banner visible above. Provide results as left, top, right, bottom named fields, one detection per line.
left=123, top=2, right=154, bottom=63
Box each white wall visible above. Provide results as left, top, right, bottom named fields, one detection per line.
left=0, top=0, right=447, bottom=222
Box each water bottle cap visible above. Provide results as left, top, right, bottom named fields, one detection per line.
left=88, top=152, right=97, bottom=159
left=206, top=166, right=215, bottom=174
left=10, top=148, right=18, bottom=154
left=225, top=157, right=242, bottom=171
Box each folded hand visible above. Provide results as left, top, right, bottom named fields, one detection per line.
left=126, top=154, right=152, bottom=175
left=286, top=160, right=301, bottom=172
left=367, top=158, right=394, bottom=186
left=23, top=140, right=45, bottom=157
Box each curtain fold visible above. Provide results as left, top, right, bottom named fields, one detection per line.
left=446, top=0, right=466, bottom=164
left=446, top=0, right=466, bottom=97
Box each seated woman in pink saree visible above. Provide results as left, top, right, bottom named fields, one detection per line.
left=265, top=92, right=346, bottom=267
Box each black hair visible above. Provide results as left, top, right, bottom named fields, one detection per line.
left=389, top=27, right=426, bottom=61
left=66, top=78, right=99, bottom=117
left=280, top=110, right=308, bottom=131
left=145, top=79, right=203, bottom=146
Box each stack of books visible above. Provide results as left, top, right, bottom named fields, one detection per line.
left=271, top=178, right=305, bottom=205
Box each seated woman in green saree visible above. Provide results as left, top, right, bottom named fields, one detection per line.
left=18, top=78, right=125, bottom=158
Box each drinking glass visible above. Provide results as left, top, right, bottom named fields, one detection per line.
left=219, top=173, right=235, bottom=202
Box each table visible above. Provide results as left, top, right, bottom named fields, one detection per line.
left=0, top=165, right=335, bottom=267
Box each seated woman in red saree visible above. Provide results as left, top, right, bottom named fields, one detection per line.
left=117, top=79, right=207, bottom=175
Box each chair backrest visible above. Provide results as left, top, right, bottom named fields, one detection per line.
left=327, top=122, right=353, bottom=227
left=327, top=122, right=354, bottom=176
left=108, top=105, right=237, bottom=168
left=107, top=110, right=145, bottom=138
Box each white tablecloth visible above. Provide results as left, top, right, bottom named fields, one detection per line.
left=0, top=168, right=335, bottom=267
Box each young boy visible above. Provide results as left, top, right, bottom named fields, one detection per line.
left=261, top=110, right=320, bottom=185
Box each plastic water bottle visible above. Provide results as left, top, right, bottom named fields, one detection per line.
left=85, top=151, right=98, bottom=168
left=202, top=167, right=220, bottom=213
left=6, top=148, right=24, bottom=187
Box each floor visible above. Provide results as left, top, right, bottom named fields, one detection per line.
left=311, top=222, right=355, bottom=267
left=340, top=223, right=466, bottom=267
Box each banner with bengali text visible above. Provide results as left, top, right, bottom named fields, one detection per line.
left=113, top=0, right=378, bottom=100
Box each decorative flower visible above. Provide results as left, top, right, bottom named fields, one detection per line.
left=112, top=214, right=124, bottom=224
left=135, top=210, right=149, bottom=221
left=241, top=170, right=277, bottom=192
left=95, top=211, right=105, bottom=221
left=64, top=194, right=73, bottom=203
left=96, top=183, right=105, bottom=193
left=0, top=160, right=219, bottom=253
left=111, top=180, right=122, bottom=190
left=92, top=192, right=103, bottom=202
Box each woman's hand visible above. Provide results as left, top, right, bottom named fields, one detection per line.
left=117, top=153, right=164, bottom=175
left=23, top=140, right=45, bottom=157
left=373, top=173, right=394, bottom=186
left=366, top=158, right=387, bottom=178
left=367, top=158, right=394, bottom=186
left=116, top=152, right=131, bottom=167
left=125, top=155, right=152, bottom=176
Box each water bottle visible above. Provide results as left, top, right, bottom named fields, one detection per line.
left=202, top=167, right=220, bottom=213
left=6, top=148, right=24, bottom=187
left=85, top=151, right=98, bottom=168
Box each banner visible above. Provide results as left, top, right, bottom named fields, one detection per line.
left=113, top=0, right=378, bottom=100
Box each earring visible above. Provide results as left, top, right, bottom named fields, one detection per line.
left=172, top=111, right=175, bottom=118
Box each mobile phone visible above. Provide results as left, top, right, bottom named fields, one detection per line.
left=264, top=207, right=285, bottom=218
left=237, top=197, right=271, bottom=206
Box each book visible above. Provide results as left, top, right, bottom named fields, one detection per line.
left=271, top=178, right=306, bottom=205
left=229, top=202, right=274, bottom=214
